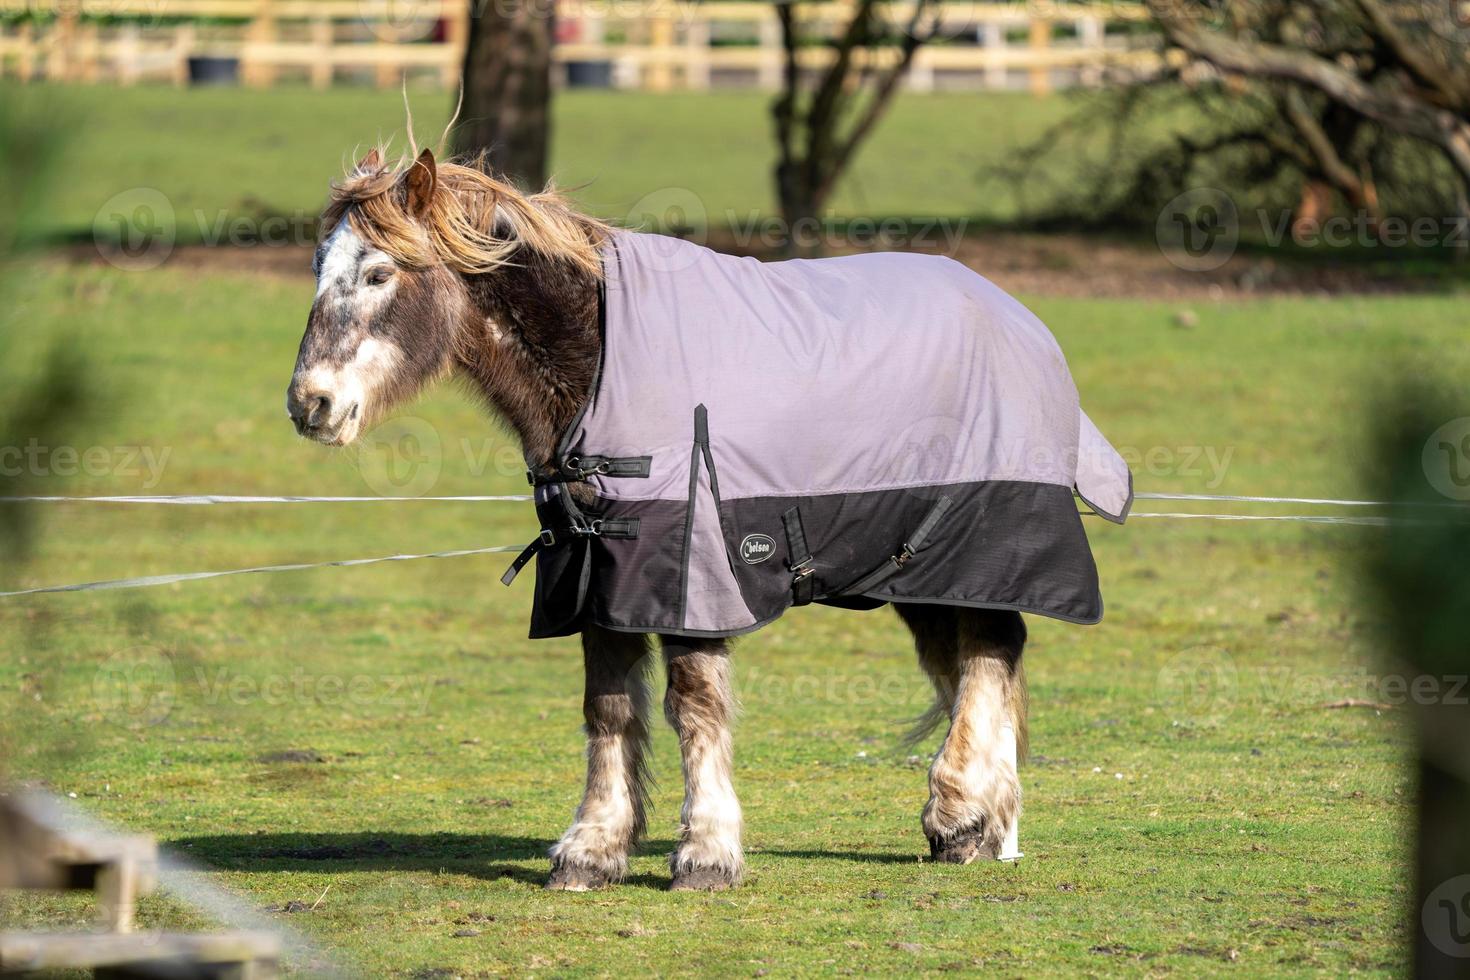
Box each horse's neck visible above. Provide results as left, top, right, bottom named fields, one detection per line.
left=456, top=247, right=601, bottom=470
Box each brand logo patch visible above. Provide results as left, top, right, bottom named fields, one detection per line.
left=739, top=533, right=776, bottom=564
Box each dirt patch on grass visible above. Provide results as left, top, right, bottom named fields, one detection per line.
left=63, top=230, right=1459, bottom=299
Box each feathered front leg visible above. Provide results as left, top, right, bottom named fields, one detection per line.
left=547, top=627, right=653, bottom=890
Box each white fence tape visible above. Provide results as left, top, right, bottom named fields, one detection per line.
left=0, top=489, right=1463, bottom=599
left=1124, top=512, right=1400, bottom=526
left=0, top=494, right=533, bottom=504
left=1134, top=492, right=1461, bottom=509
left=0, top=545, right=523, bottom=598
left=0, top=491, right=1460, bottom=510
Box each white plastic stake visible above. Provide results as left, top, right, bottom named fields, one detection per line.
left=997, top=723, right=1023, bottom=862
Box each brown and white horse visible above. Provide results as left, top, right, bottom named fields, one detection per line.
left=286, top=147, right=1027, bottom=891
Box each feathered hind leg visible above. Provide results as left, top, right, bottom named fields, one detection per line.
left=547, top=627, right=654, bottom=890
left=896, top=605, right=1028, bottom=863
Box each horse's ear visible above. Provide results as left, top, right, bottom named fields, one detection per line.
left=355, top=148, right=381, bottom=173
left=406, top=148, right=437, bottom=219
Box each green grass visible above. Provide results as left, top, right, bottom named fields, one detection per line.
left=1, top=247, right=1457, bottom=974
left=9, top=84, right=1076, bottom=238
left=1, top=78, right=1463, bottom=975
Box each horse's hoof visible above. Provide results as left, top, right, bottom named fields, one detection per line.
left=545, top=862, right=610, bottom=891
left=669, top=867, right=738, bottom=892
left=929, top=826, right=997, bottom=865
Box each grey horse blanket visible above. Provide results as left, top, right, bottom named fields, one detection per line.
left=506, top=231, right=1132, bottom=638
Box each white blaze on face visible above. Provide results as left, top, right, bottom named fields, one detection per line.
left=293, top=221, right=405, bottom=445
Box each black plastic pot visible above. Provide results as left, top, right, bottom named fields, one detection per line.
left=565, top=60, right=613, bottom=89
left=187, top=57, right=240, bottom=87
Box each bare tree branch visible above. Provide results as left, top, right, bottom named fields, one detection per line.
left=1147, top=0, right=1470, bottom=183
left=818, top=0, right=936, bottom=203
left=1352, top=0, right=1470, bottom=109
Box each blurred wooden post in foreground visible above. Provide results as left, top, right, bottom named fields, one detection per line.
left=0, top=789, right=282, bottom=977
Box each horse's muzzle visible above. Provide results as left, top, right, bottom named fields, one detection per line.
left=286, top=386, right=351, bottom=442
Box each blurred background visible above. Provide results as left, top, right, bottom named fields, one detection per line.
left=1, top=1, right=1468, bottom=975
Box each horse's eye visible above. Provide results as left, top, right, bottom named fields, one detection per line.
left=364, top=267, right=394, bottom=287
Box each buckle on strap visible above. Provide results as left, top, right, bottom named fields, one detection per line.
left=573, top=517, right=640, bottom=539
left=502, top=518, right=642, bottom=588
left=559, top=454, right=652, bottom=482
left=835, top=495, right=954, bottom=597
left=782, top=506, right=817, bottom=606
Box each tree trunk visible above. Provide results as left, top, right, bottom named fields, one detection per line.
left=453, top=0, right=554, bottom=188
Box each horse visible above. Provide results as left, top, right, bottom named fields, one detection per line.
left=286, top=146, right=1114, bottom=892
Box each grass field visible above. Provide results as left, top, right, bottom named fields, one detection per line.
left=12, top=84, right=1076, bottom=240
left=1, top=83, right=1465, bottom=976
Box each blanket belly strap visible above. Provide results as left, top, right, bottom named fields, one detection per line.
left=835, top=495, right=954, bottom=597
left=781, top=506, right=816, bottom=606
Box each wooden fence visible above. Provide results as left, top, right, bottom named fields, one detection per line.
left=0, top=0, right=1161, bottom=93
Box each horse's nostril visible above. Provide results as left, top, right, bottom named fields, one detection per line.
left=306, top=395, right=332, bottom=427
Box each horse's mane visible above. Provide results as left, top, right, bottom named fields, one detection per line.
left=322, top=148, right=609, bottom=278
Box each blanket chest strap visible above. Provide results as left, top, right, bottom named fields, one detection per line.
left=781, top=507, right=816, bottom=606
left=500, top=517, right=641, bottom=586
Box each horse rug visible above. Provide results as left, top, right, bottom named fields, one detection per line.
left=504, top=230, right=1132, bottom=639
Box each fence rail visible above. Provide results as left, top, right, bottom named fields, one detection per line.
left=0, top=0, right=1161, bottom=93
